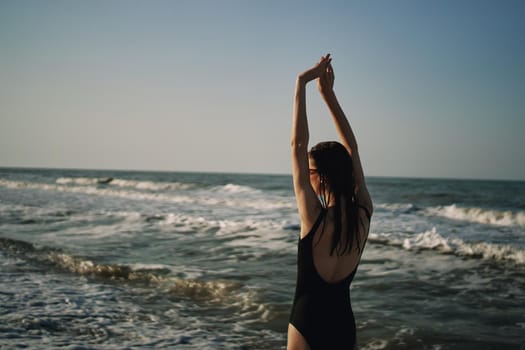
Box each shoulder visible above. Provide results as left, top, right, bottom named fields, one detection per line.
left=355, top=183, right=373, bottom=219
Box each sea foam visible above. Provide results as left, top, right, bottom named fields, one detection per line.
left=57, top=177, right=195, bottom=191
left=0, top=179, right=293, bottom=211
left=369, top=228, right=525, bottom=265
left=425, top=204, right=525, bottom=227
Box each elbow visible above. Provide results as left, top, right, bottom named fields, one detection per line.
left=290, top=131, right=309, bottom=150
left=291, top=139, right=308, bottom=152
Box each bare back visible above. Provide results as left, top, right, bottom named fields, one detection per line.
left=309, top=207, right=371, bottom=283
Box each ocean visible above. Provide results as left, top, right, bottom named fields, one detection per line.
left=0, top=167, right=524, bottom=349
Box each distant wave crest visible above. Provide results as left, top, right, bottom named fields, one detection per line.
left=56, top=177, right=195, bottom=191
left=0, top=179, right=292, bottom=211
left=425, top=204, right=525, bottom=227
left=375, top=203, right=420, bottom=214
left=215, top=183, right=262, bottom=194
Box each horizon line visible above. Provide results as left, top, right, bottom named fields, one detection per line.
left=1, top=165, right=524, bottom=183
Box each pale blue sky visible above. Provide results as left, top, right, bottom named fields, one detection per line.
left=1, top=0, right=524, bottom=180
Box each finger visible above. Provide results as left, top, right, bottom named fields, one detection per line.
left=320, top=54, right=331, bottom=62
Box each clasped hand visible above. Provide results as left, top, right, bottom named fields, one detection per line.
left=297, top=54, right=335, bottom=95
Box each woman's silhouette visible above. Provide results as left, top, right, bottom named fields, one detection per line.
left=288, top=54, right=373, bottom=350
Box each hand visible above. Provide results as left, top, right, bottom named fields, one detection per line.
left=317, top=61, right=335, bottom=96
left=297, top=54, right=332, bottom=84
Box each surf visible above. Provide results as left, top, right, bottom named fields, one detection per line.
left=368, top=228, right=525, bottom=265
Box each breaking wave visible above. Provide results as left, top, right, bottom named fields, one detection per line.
left=0, top=237, right=264, bottom=310
left=375, top=203, right=420, bottom=214
left=368, top=228, right=525, bottom=265
left=0, top=179, right=292, bottom=210
left=425, top=204, right=525, bottom=227
left=55, top=177, right=262, bottom=195
left=56, top=177, right=195, bottom=191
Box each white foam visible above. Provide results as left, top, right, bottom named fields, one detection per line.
left=425, top=204, right=525, bottom=227
left=402, top=228, right=452, bottom=252
left=127, top=263, right=174, bottom=272
left=160, top=212, right=284, bottom=235
left=214, top=183, right=262, bottom=194
left=110, top=179, right=195, bottom=191
left=376, top=203, right=418, bottom=213
left=157, top=212, right=294, bottom=251
left=369, top=228, right=525, bottom=265
left=56, top=177, right=195, bottom=191
left=452, top=239, right=525, bottom=264
left=56, top=177, right=100, bottom=185
left=0, top=179, right=293, bottom=211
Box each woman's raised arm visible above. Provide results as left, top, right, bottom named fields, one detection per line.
left=318, top=61, right=373, bottom=213
left=291, top=55, right=332, bottom=231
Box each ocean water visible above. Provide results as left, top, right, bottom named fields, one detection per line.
left=0, top=167, right=524, bottom=349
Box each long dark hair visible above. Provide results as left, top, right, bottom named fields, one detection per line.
left=309, top=141, right=362, bottom=256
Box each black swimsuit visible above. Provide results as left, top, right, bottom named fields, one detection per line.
left=289, top=207, right=371, bottom=350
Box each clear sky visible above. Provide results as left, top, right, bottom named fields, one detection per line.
left=1, top=0, right=524, bottom=180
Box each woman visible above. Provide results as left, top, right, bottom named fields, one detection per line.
left=288, top=54, right=373, bottom=350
